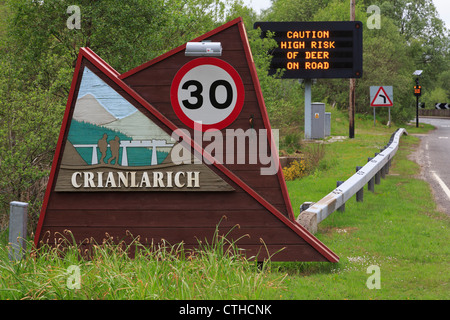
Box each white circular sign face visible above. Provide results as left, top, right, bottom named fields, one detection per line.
left=171, top=58, right=244, bottom=131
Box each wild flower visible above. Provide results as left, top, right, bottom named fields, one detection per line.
left=283, top=160, right=307, bottom=181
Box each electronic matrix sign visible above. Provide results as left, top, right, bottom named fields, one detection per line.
left=254, top=21, right=363, bottom=79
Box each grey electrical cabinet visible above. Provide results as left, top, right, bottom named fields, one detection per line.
left=305, top=102, right=325, bottom=139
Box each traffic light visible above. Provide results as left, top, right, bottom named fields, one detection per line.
left=414, top=85, right=421, bottom=97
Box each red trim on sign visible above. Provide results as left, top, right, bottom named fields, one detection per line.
left=170, top=57, right=245, bottom=131
left=83, top=47, right=120, bottom=77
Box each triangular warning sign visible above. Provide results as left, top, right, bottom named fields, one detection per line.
left=371, top=86, right=393, bottom=107
left=34, top=18, right=338, bottom=262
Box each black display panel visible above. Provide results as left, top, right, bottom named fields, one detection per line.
left=254, top=21, right=363, bottom=79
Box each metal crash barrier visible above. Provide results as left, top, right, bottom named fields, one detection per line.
left=297, top=128, right=408, bottom=233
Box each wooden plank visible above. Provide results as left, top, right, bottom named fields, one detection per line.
left=38, top=225, right=309, bottom=246
left=125, top=65, right=254, bottom=87
left=46, top=192, right=274, bottom=210
left=42, top=208, right=286, bottom=228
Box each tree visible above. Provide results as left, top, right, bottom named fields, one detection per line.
left=4, top=0, right=230, bottom=95
left=262, top=0, right=332, bottom=22
left=0, top=54, right=64, bottom=231
left=361, top=0, right=449, bottom=103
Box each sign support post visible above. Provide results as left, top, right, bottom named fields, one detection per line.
left=373, top=106, right=376, bottom=126
left=349, top=0, right=356, bottom=138
left=413, top=70, right=423, bottom=128
left=388, top=106, right=391, bottom=127
left=414, top=80, right=422, bottom=128
left=304, top=79, right=312, bottom=139
left=416, top=94, right=419, bottom=128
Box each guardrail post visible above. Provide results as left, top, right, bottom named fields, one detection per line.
left=8, top=201, right=28, bottom=261
left=368, top=177, right=375, bottom=192
left=336, top=181, right=345, bottom=212
left=356, top=166, right=363, bottom=202
left=300, top=202, right=314, bottom=212
left=367, top=157, right=375, bottom=192
left=374, top=154, right=381, bottom=185
left=381, top=149, right=387, bottom=179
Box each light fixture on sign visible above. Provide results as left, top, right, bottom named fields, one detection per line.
left=185, top=41, right=222, bottom=57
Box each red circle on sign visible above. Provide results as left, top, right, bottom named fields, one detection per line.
left=170, top=57, right=245, bottom=131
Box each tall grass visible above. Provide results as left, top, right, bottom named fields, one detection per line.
left=0, top=225, right=286, bottom=300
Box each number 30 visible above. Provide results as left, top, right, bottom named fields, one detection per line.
left=182, top=80, right=233, bottom=110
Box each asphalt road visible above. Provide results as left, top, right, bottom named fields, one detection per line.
left=412, top=117, right=450, bottom=215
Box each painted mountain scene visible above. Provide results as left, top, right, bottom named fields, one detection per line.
left=67, top=67, right=174, bottom=167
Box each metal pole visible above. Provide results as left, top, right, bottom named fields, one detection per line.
left=304, top=79, right=312, bottom=139
left=416, top=95, right=419, bottom=128
left=373, top=107, right=376, bottom=126
left=388, top=107, right=391, bottom=127
left=8, top=201, right=28, bottom=261
left=349, top=0, right=356, bottom=138
left=356, top=166, right=364, bottom=202
left=367, top=157, right=375, bottom=192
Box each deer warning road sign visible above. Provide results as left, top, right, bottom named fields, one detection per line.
left=370, top=86, right=393, bottom=107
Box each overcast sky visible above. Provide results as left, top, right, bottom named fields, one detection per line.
left=244, top=0, right=450, bottom=30
left=433, top=0, right=450, bottom=30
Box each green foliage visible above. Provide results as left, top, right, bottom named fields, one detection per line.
left=263, top=0, right=332, bottom=22
left=0, top=56, right=64, bottom=231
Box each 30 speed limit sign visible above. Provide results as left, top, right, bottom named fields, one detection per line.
left=171, top=58, right=245, bottom=131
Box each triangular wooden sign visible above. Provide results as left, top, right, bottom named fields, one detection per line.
left=35, top=18, right=338, bottom=262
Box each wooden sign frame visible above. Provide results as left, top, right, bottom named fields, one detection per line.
left=34, top=18, right=338, bottom=262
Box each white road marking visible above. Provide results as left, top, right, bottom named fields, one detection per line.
left=431, top=171, right=450, bottom=201
left=438, top=136, right=449, bottom=139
